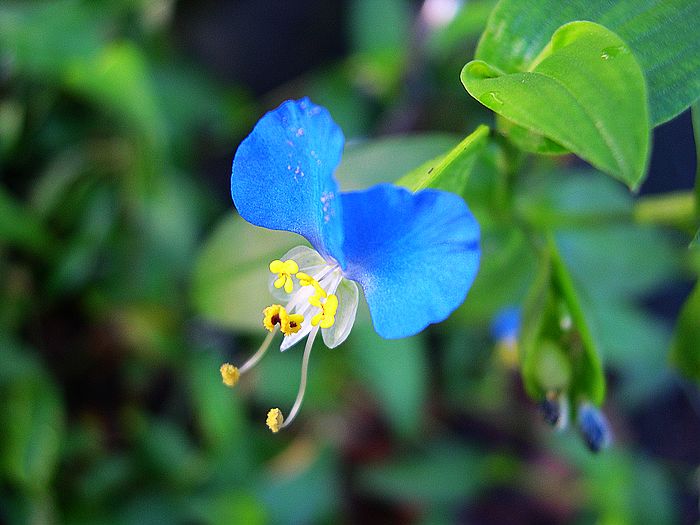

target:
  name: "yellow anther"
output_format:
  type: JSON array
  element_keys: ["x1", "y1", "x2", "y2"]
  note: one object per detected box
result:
[
  {"x1": 311, "y1": 294, "x2": 338, "y2": 329},
  {"x1": 263, "y1": 304, "x2": 287, "y2": 332},
  {"x1": 266, "y1": 408, "x2": 284, "y2": 433},
  {"x1": 264, "y1": 305, "x2": 304, "y2": 336},
  {"x1": 270, "y1": 259, "x2": 299, "y2": 293},
  {"x1": 282, "y1": 313, "x2": 304, "y2": 336},
  {"x1": 297, "y1": 272, "x2": 327, "y2": 303},
  {"x1": 220, "y1": 363, "x2": 240, "y2": 387}
]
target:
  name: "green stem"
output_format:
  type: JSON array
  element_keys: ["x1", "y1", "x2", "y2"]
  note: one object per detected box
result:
[
  {"x1": 633, "y1": 191, "x2": 697, "y2": 231},
  {"x1": 692, "y1": 104, "x2": 700, "y2": 216}
]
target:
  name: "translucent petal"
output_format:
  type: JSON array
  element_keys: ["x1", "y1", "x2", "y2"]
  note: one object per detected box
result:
[
  {"x1": 231, "y1": 98, "x2": 346, "y2": 266},
  {"x1": 341, "y1": 184, "x2": 480, "y2": 339},
  {"x1": 322, "y1": 278, "x2": 359, "y2": 348}
]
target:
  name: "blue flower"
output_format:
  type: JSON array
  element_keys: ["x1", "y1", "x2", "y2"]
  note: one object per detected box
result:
[{"x1": 223, "y1": 98, "x2": 480, "y2": 432}]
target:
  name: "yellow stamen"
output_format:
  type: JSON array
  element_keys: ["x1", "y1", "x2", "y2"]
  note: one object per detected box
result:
[
  {"x1": 297, "y1": 271, "x2": 327, "y2": 301},
  {"x1": 263, "y1": 304, "x2": 287, "y2": 332},
  {"x1": 311, "y1": 294, "x2": 338, "y2": 328},
  {"x1": 266, "y1": 408, "x2": 284, "y2": 433},
  {"x1": 270, "y1": 259, "x2": 299, "y2": 293},
  {"x1": 282, "y1": 313, "x2": 304, "y2": 335},
  {"x1": 220, "y1": 363, "x2": 240, "y2": 387}
]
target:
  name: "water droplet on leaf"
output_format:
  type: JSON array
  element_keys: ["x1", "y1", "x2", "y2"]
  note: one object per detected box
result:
[
  {"x1": 479, "y1": 91, "x2": 503, "y2": 108},
  {"x1": 600, "y1": 45, "x2": 628, "y2": 60}
]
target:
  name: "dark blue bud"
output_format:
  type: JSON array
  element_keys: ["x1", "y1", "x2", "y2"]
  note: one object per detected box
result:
[
  {"x1": 540, "y1": 399, "x2": 561, "y2": 426},
  {"x1": 540, "y1": 394, "x2": 561, "y2": 426},
  {"x1": 577, "y1": 403, "x2": 612, "y2": 453},
  {"x1": 539, "y1": 391, "x2": 569, "y2": 431}
]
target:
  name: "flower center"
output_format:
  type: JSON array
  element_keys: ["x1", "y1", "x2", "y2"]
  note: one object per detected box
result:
[{"x1": 220, "y1": 248, "x2": 354, "y2": 434}]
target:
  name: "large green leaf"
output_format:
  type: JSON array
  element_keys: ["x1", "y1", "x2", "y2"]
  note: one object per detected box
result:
[
  {"x1": 475, "y1": 0, "x2": 700, "y2": 126},
  {"x1": 191, "y1": 214, "x2": 298, "y2": 331},
  {"x1": 355, "y1": 443, "x2": 498, "y2": 505},
  {"x1": 0, "y1": 340, "x2": 65, "y2": 494},
  {"x1": 348, "y1": 328, "x2": 427, "y2": 437},
  {"x1": 670, "y1": 283, "x2": 700, "y2": 383},
  {"x1": 396, "y1": 125, "x2": 489, "y2": 192},
  {"x1": 462, "y1": 21, "x2": 649, "y2": 189}
]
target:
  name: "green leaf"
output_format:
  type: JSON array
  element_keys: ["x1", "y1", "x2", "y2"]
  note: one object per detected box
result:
[
  {"x1": 548, "y1": 234, "x2": 606, "y2": 405},
  {"x1": 519, "y1": 238, "x2": 606, "y2": 405},
  {"x1": 515, "y1": 168, "x2": 632, "y2": 228},
  {"x1": 395, "y1": 125, "x2": 489, "y2": 192},
  {"x1": 259, "y1": 448, "x2": 339, "y2": 525},
  {"x1": 64, "y1": 42, "x2": 165, "y2": 147},
  {"x1": 692, "y1": 229, "x2": 700, "y2": 250},
  {"x1": 356, "y1": 443, "x2": 512, "y2": 505},
  {"x1": 693, "y1": 103, "x2": 700, "y2": 214},
  {"x1": 349, "y1": 0, "x2": 410, "y2": 54},
  {"x1": 475, "y1": 0, "x2": 700, "y2": 126},
  {"x1": 670, "y1": 283, "x2": 700, "y2": 382},
  {"x1": 462, "y1": 21, "x2": 650, "y2": 189},
  {"x1": 0, "y1": 340, "x2": 65, "y2": 493},
  {"x1": 0, "y1": 0, "x2": 104, "y2": 78},
  {"x1": 519, "y1": 252, "x2": 556, "y2": 400},
  {"x1": 496, "y1": 115, "x2": 569, "y2": 156},
  {"x1": 455, "y1": 226, "x2": 536, "y2": 323},
  {"x1": 185, "y1": 351, "x2": 251, "y2": 463},
  {"x1": 348, "y1": 328, "x2": 427, "y2": 437},
  {"x1": 0, "y1": 186, "x2": 54, "y2": 256},
  {"x1": 192, "y1": 214, "x2": 298, "y2": 331}
]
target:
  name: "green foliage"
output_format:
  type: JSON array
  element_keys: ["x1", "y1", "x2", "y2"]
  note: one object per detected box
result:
[
  {"x1": 463, "y1": 22, "x2": 649, "y2": 188},
  {"x1": 396, "y1": 125, "x2": 489, "y2": 193},
  {"x1": 670, "y1": 283, "x2": 700, "y2": 381},
  {"x1": 475, "y1": 0, "x2": 700, "y2": 126},
  {"x1": 355, "y1": 442, "x2": 503, "y2": 505},
  {"x1": 0, "y1": 339, "x2": 65, "y2": 495},
  {"x1": 192, "y1": 215, "x2": 299, "y2": 331},
  {"x1": 348, "y1": 329, "x2": 427, "y2": 437}
]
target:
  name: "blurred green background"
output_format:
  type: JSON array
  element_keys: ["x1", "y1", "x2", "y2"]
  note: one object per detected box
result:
[{"x1": 1, "y1": 0, "x2": 698, "y2": 524}]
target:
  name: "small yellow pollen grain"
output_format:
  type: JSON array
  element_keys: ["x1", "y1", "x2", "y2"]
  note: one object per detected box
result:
[
  {"x1": 220, "y1": 363, "x2": 240, "y2": 387},
  {"x1": 266, "y1": 408, "x2": 284, "y2": 433}
]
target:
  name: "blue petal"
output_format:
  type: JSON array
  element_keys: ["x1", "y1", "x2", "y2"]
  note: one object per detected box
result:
[
  {"x1": 341, "y1": 184, "x2": 480, "y2": 339},
  {"x1": 231, "y1": 98, "x2": 346, "y2": 266}
]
